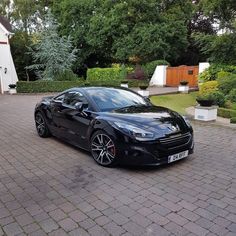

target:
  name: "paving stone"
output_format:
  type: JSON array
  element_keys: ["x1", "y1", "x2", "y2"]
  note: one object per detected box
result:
[
  {"x1": 15, "y1": 213, "x2": 34, "y2": 226},
  {"x1": 94, "y1": 215, "x2": 111, "y2": 226},
  {"x1": 122, "y1": 221, "x2": 146, "y2": 235},
  {"x1": 110, "y1": 212, "x2": 129, "y2": 225},
  {"x1": 69, "y1": 209, "x2": 88, "y2": 223},
  {"x1": 166, "y1": 212, "x2": 189, "y2": 226},
  {"x1": 88, "y1": 225, "x2": 109, "y2": 236},
  {"x1": 23, "y1": 223, "x2": 40, "y2": 234},
  {"x1": 86, "y1": 209, "x2": 102, "y2": 219},
  {"x1": 178, "y1": 209, "x2": 200, "y2": 222},
  {"x1": 227, "y1": 223, "x2": 236, "y2": 233},
  {"x1": 69, "y1": 228, "x2": 90, "y2": 236},
  {"x1": 49, "y1": 209, "x2": 67, "y2": 221},
  {"x1": 48, "y1": 228, "x2": 68, "y2": 236},
  {"x1": 103, "y1": 222, "x2": 125, "y2": 236},
  {"x1": 0, "y1": 216, "x2": 15, "y2": 226},
  {"x1": 39, "y1": 218, "x2": 59, "y2": 233},
  {"x1": 58, "y1": 218, "x2": 78, "y2": 232},
  {"x1": 0, "y1": 207, "x2": 10, "y2": 219},
  {"x1": 3, "y1": 222, "x2": 23, "y2": 236},
  {"x1": 194, "y1": 208, "x2": 217, "y2": 221},
  {"x1": 117, "y1": 205, "x2": 136, "y2": 217},
  {"x1": 146, "y1": 223, "x2": 170, "y2": 236},
  {"x1": 209, "y1": 223, "x2": 230, "y2": 236},
  {"x1": 147, "y1": 212, "x2": 170, "y2": 226},
  {"x1": 195, "y1": 217, "x2": 215, "y2": 229},
  {"x1": 30, "y1": 229, "x2": 47, "y2": 236},
  {"x1": 184, "y1": 222, "x2": 209, "y2": 236},
  {"x1": 164, "y1": 222, "x2": 190, "y2": 236},
  {"x1": 79, "y1": 218, "x2": 96, "y2": 230},
  {"x1": 130, "y1": 213, "x2": 152, "y2": 227}
]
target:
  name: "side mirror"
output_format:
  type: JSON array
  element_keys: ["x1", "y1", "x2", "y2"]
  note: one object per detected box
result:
[{"x1": 74, "y1": 102, "x2": 84, "y2": 112}]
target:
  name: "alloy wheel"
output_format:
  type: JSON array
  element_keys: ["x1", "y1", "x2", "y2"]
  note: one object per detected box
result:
[
  {"x1": 35, "y1": 113, "x2": 46, "y2": 136},
  {"x1": 91, "y1": 133, "x2": 116, "y2": 166}
]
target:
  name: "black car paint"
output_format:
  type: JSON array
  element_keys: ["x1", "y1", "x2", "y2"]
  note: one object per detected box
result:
[{"x1": 35, "y1": 87, "x2": 194, "y2": 165}]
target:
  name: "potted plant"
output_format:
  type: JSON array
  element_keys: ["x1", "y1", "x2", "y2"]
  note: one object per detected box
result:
[
  {"x1": 8, "y1": 84, "x2": 17, "y2": 94},
  {"x1": 138, "y1": 82, "x2": 149, "y2": 97},
  {"x1": 178, "y1": 80, "x2": 189, "y2": 93},
  {"x1": 195, "y1": 93, "x2": 218, "y2": 121},
  {"x1": 196, "y1": 94, "x2": 214, "y2": 107},
  {"x1": 120, "y1": 80, "x2": 129, "y2": 88}
]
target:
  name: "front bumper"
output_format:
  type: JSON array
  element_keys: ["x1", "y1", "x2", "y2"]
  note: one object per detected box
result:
[{"x1": 117, "y1": 132, "x2": 194, "y2": 166}]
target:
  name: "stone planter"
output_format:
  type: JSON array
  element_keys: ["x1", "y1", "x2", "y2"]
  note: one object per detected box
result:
[
  {"x1": 178, "y1": 85, "x2": 189, "y2": 93},
  {"x1": 9, "y1": 88, "x2": 17, "y2": 94},
  {"x1": 138, "y1": 90, "x2": 149, "y2": 97},
  {"x1": 194, "y1": 105, "x2": 218, "y2": 121},
  {"x1": 120, "y1": 83, "x2": 128, "y2": 88}
]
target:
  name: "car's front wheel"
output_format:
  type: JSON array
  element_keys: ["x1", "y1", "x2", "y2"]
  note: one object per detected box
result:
[
  {"x1": 90, "y1": 131, "x2": 117, "y2": 167},
  {"x1": 35, "y1": 112, "x2": 51, "y2": 138}
]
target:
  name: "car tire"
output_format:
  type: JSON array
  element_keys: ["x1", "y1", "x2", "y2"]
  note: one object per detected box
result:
[
  {"x1": 90, "y1": 130, "x2": 118, "y2": 167},
  {"x1": 35, "y1": 111, "x2": 51, "y2": 138}
]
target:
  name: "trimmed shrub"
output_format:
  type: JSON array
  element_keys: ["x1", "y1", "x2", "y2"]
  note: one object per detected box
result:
[
  {"x1": 16, "y1": 79, "x2": 142, "y2": 93},
  {"x1": 199, "y1": 81, "x2": 218, "y2": 95},
  {"x1": 87, "y1": 67, "x2": 133, "y2": 82},
  {"x1": 227, "y1": 88, "x2": 236, "y2": 103},
  {"x1": 207, "y1": 91, "x2": 225, "y2": 107},
  {"x1": 230, "y1": 117, "x2": 236, "y2": 123},
  {"x1": 54, "y1": 70, "x2": 79, "y2": 81},
  {"x1": 217, "y1": 71, "x2": 232, "y2": 81},
  {"x1": 217, "y1": 107, "x2": 236, "y2": 118},
  {"x1": 217, "y1": 74, "x2": 236, "y2": 95},
  {"x1": 199, "y1": 64, "x2": 236, "y2": 82},
  {"x1": 17, "y1": 80, "x2": 85, "y2": 93},
  {"x1": 142, "y1": 60, "x2": 170, "y2": 79}
]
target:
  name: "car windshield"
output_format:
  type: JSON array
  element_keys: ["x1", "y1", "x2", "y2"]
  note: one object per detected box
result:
[{"x1": 86, "y1": 88, "x2": 149, "y2": 112}]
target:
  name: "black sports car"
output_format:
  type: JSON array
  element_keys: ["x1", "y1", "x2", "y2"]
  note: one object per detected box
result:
[{"x1": 34, "y1": 87, "x2": 194, "y2": 167}]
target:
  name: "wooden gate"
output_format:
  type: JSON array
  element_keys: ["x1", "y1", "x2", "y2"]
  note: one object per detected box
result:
[{"x1": 166, "y1": 66, "x2": 199, "y2": 87}]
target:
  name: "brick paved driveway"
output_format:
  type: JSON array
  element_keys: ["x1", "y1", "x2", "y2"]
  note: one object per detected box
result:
[{"x1": 0, "y1": 94, "x2": 236, "y2": 236}]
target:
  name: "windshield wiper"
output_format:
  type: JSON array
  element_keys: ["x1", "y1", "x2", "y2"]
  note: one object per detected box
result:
[{"x1": 114, "y1": 104, "x2": 150, "y2": 112}]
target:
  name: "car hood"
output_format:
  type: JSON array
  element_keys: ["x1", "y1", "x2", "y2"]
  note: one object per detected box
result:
[{"x1": 99, "y1": 105, "x2": 189, "y2": 139}]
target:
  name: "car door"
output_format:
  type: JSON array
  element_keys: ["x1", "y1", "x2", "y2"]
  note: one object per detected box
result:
[
  {"x1": 58, "y1": 90, "x2": 93, "y2": 149},
  {"x1": 49, "y1": 93, "x2": 67, "y2": 135}
]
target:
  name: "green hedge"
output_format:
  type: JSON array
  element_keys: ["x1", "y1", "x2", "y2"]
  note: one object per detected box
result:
[
  {"x1": 230, "y1": 117, "x2": 236, "y2": 123},
  {"x1": 217, "y1": 74, "x2": 236, "y2": 95},
  {"x1": 16, "y1": 79, "x2": 143, "y2": 93},
  {"x1": 87, "y1": 67, "x2": 133, "y2": 82},
  {"x1": 17, "y1": 81, "x2": 85, "y2": 93},
  {"x1": 217, "y1": 107, "x2": 236, "y2": 118}
]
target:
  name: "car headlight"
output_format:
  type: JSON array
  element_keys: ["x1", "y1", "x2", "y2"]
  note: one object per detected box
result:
[
  {"x1": 111, "y1": 121, "x2": 155, "y2": 141},
  {"x1": 183, "y1": 116, "x2": 192, "y2": 127}
]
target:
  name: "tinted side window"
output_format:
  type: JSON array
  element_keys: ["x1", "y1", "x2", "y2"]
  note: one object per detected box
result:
[
  {"x1": 54, "y1": 94, "x2": 65, "y2": 102},
  {"x1": 63, "y1": 91, "x2": 88, "y2": 107}
]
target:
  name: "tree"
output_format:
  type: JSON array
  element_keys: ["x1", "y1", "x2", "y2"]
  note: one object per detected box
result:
[
  {"x1": 200, "y1": 0, "x2": 236, "y2": 30},
  {"x1": 0, "y1": 0, "x2": 54, "y2": 80},
  {"x1": 194, "y1": 0, "x2": 236, "y2": 64},
  {"x1": 53, "y1": 0, "x2": 192, "y2": 67},
  {"x1": 27, "y1": 12, "x2": 77, "y2": 80}
]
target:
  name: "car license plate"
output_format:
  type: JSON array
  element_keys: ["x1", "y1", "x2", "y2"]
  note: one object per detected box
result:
[{"x1": 168, "y1": 150, "x2": 188, "y2": 163}]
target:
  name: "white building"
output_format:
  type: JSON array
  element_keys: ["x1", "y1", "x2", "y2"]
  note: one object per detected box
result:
[{"x1": 0, "y1": 15, "x2": 18, "y2": 94}]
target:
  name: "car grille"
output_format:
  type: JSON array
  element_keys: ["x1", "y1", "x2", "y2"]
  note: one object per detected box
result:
[{"x1": 158, "y1": 132, "x2": 192, "y2": 150}]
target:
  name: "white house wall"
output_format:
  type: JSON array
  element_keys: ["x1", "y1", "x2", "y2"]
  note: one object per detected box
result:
[
  {"x1": 0, "y1": 26, "x2": 7, "y2": 41},
  {"x1": 0, "y1": 26, "x2": 18, "y2": 93}
]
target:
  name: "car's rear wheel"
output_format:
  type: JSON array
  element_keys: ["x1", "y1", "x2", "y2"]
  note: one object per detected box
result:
[
  {"x1": 35, "y1": 112, "x2": 51, "y2": 138},
  {"x1": 90, "y1": 131, "x2": 117, "y2": 167}
]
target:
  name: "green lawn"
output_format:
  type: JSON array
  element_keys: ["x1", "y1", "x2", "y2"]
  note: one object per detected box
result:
[{"x1": 150, "y1": 92, "x2": 198, "y2": 114}]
